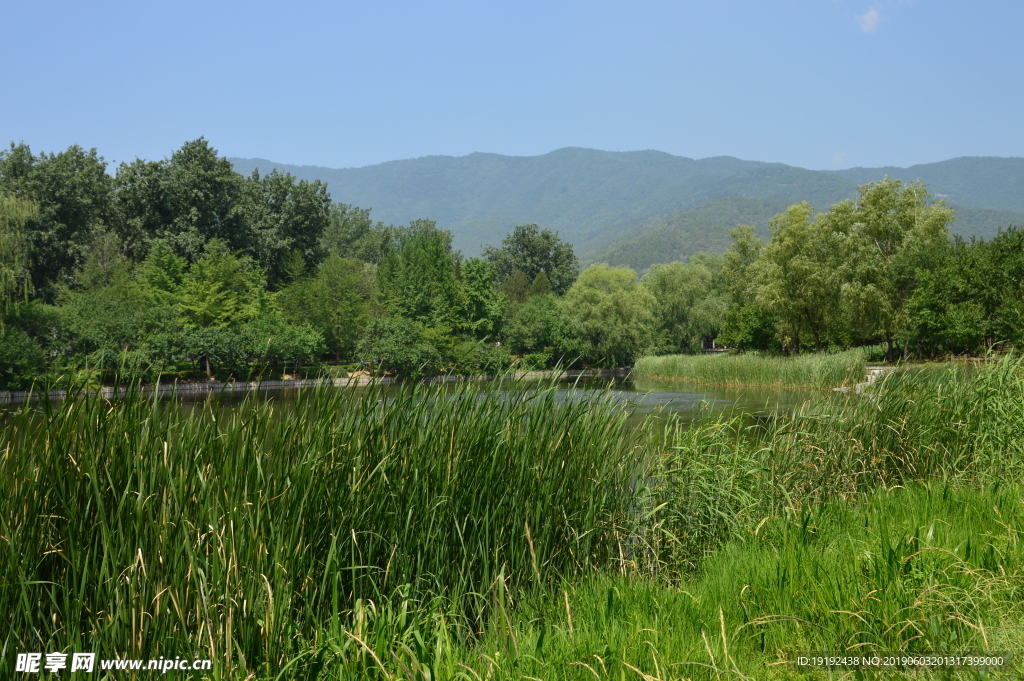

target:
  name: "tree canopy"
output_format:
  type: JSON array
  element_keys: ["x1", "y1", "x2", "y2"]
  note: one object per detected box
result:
[{"x1": 483, "y1": 224, "x2": 579, "y2": 295}]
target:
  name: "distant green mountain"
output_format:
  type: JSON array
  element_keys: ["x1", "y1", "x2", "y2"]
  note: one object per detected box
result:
[
  {"x1": 228, "y1": 149, "x2": 1024, "y2": 263},
  {"x1": 585, "y1": 198, "x2": 792, "y2": 273},
  {"x1": 230, "y1": 149, "x2": 776, "y2": 256},
  {"x1": 834, "y1": 157, "x2": 1024, "y2": 213},
  {"x1": 587, "y1": 198, "x2": 1024, "y2": 273}
]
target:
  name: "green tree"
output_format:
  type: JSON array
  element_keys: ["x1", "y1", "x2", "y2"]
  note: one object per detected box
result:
[
  {"x1": 504, "y1": 293, "x2": 578, "y2": 364},
  {"x1": 0, "y1": 193, "x2": 38, "y2": 327},
  {"x1": 499, "y1": 269, "x2": 531, "y2": 305},
  {"x1": 137, "y1": 240, "x2": 188, "y2": 306},
  {"x1": 241, "y1": 315, "x2": 324, "y2": 374},
  {"x1": 0, "y1": 326, "x2": 47, "y2": 389},
  {"x1": 52, "y1": 233, "x2": 182, "y2": 381},
  {"x1": 483, "y1": 224, "x2": 579, "y2": 295},
  {"x1": 177, "y1": 239, "x2": 266, "y2": 329},
  {"x1": 321, "y1": 203, "x2": 393, "y2": 263},
  {"x1": 112, "y1": 138, "x2": 247, "y2": 262},
  {"x1": 460, "y1": 257, "x2": 505, "y2": 338},
  {"x1": 642, "y1": 261, "x2": 721, "y2": 354},
  {"x1": 240, "y1": 169, "x2": 331, "y2": 287},
  {"x1": 527, "y1": 271, "x2": 552, "y2": 297},
  {"x1": 182, "y1": 327, "x2": 247, "y2": 378},
  {"x1": 377, "y1": 220, "x2": 466, "y2": 326},
  {"x1": 278, "y1": 255, "x2": 376, "y2": 361},
  {"x1": 0, "y1": 143, "x2": 113, "y2": 297},
  {"x1": 355, "y1": 316, "x2": 441, "y2": 376},
  {"x1": 718, "y1": 225, "x2": 777, "y2": 350},
  {"x1": 909, "y1": 228, "x2": 1024, "y2": 356},
  {"x1": 561, "y1": 263, "x2": 656, "y2": 367},
  {"x1": 756, "y1": 202, "x2": 842, "y2": 352},
  {"x1": 821, "y1": 179, "x2": 954, "y2": 358}
]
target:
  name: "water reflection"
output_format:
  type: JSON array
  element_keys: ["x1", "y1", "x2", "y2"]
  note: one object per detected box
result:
[
  {"x1": 2, "y1": 374, "x2": 823, "y2": 427},
  {"x1": 554, "y1": 375, "x2": 819, "y2": 425}
]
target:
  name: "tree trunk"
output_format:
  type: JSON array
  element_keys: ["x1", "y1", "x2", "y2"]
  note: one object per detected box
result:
[{"x1": 205, "y1": 356, "x2": 212, "y2": 379}]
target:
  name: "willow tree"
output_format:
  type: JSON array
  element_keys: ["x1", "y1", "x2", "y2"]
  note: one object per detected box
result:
[
  {"x1": 819, "y1": 179, "x2": 953, "y2": 359},
  {"x1": 642, "y1": 260, "x2": 722, "y2": 354},
  {"x1": 561, "y1": 263, "x2": 656, "y2": 367},
  {"x1": 755, "y1": 202, "x2": 843, "y2": 352}
]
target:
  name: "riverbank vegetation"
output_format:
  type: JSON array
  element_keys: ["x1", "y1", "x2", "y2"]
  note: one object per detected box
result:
[
  {"x1": 633, "y1": 347, "x2": 869, "y2": 388},
  {"x1": 4, "y1": 139, "x2": 1024, "y2": 390},
  {"x1": 4, "y1": 355, "x2": 1023, "y2": 678}
]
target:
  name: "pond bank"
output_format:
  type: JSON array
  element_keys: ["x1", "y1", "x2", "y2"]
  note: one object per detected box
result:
[{"x1": 0, "y1": 368, "x2": 632, "y2": 406}]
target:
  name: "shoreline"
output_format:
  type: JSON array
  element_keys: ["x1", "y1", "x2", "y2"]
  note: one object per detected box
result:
[{"x1": 0, "y1": 368, "x2": 632, "y2": 406}]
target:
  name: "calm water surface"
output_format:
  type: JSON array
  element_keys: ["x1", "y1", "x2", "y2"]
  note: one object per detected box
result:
[
  {"x1": 197, "y1": 375, "x2": 821, "y2": 426},
  {"x1": 3, "y1": 375, "x2": 824, "y2": 426},
  {"x1": 554, "y1": 375, "x2": 820, "y2": 426}
]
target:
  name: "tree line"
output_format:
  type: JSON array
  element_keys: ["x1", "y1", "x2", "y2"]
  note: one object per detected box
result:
[
  {"x1": 2, "y1": 139, "x2": 1022, "y2": 389},
  {"x1": 716, "y1": 180, "x2": 1024, "y2": 360}
]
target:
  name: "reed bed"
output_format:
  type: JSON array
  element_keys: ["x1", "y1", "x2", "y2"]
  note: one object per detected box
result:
[
  {"x1": 767, "y1": 355, "x2": 1024, "y2": 496},
  {"x1": 466, "y1": 483, "x2": 1024, "y2": 679},
  {"x1": 0, "y1": 380, "x2": 637, "y2": 679},
  {"x1": 456, "y1": 356, "x2": 1024, "y2": 679},
  {"x1": 633, "y1": 348, "x2": 868, "y2": 388},
  {"x1": 3, "y1": 356, "x2": 1023, "y2": 679}
]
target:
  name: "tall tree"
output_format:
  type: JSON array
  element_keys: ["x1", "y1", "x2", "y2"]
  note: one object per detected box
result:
[
  {"x1": 561, "y1": 263, "x2": 656, "y2": 367},
  {"x1": 278, "y1": 255, "x2": 376, "y2": 361},
  {"x1": 718, "y1": 225, "x2": 777, "y2": 351},
  {"x1": 239, "y1": 169, "x2": 332, "y2": 288},
  {"x1": 460, "y1": 257, "x2": 505, "y2": 338},
  {"x1": 820, "y1": 179, "x2": 953, "y2": 358},
  {"x1": 483, "y1": 224, "x2": 579, "y2": 295},
  {"x1": 177, "y1": 239, "x2": 266, "y2": 329},
  {"x1": 321, "y1": 203, "x2": 393, "y2": 264},
  {"x1": 112, "y1": 138, "x2": 247, "y2": 262},
  {"x1": 0, "y1": 194, "x2": 38, "y2": 327},
  {"x1": 0, "y1": 143, "x2": 113, "y2": 297},
  {"x1": 642, "y1": 261, "x2": 720, "y2": 354},
  {"x1": 377, "y1": 220, "x2": 465, "y2": 327},
  {"x1": 756, "y1": 202, "x2": 843, "y2": 352}
]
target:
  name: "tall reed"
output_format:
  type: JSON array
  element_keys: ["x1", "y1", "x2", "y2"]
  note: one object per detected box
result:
[
  {"x1": 764, "y1": 354, "x2": 1024, "y2": 497},
  {"x1": 0, "y1": 379, "x2": 636, "y2": 678},
  {"x1": 633, "y1": 348, "x2": 868, "y2": 388}
]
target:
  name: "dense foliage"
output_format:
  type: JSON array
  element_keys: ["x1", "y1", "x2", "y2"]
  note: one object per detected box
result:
[{"x1": 2, "y1": 138, "x2": 1024, "y2": 389}]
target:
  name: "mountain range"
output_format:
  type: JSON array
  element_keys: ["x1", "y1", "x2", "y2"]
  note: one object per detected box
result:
[{"x1": 228, "y1": 149, "x2": 1024, "y2": 272}]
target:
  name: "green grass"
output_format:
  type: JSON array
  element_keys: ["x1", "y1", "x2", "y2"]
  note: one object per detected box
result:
[
  {"x1": 3, "y1": 356, "x2": 1024, "y2": 679},
  {"x1": 633, "y1": 349, "x2": 868, "y2": 389},
  {"x1": 462, "y1": 483, "x2": 1024, "y2": 679}
]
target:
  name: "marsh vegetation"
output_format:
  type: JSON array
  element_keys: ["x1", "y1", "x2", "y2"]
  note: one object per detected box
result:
[{"x1": 3, "y1": 355, "x2": 1023, "y2": 678}]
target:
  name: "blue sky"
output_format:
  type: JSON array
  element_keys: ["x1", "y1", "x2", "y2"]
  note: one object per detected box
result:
[{"x1": 2, "y1": 1, "x2": 1021, "y2": 170}]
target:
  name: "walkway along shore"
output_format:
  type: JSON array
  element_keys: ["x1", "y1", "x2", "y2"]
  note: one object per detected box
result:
[
  {"x1": 0, "y1": 368, "x2": 632, "y2": 406},
  {"x1": 832, "y1": 365, "x2": 894, "y2": 396}
]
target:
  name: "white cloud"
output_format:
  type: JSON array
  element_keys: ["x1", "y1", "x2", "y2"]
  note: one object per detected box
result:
[
  {"x1": 858, "y1": 7, "x2": 881, "y2": 33},
  {"x1": 832, "y1": 152, "x2": 847, "y2": 168}
]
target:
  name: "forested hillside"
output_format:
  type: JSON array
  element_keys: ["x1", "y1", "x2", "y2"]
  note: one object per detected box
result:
[
  {"x1": 590, "y1": 199, "x2": 1024, "y2": 272},
  {"x1": 586, "y1": 198, "x2": 791, "y2": 272},
  {"x1": 835, "y1": 157, "x2": 1024, "y2": 212},
  {"x1": 229, "y1": 149, "x2": 1024, "y2": 262}
]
